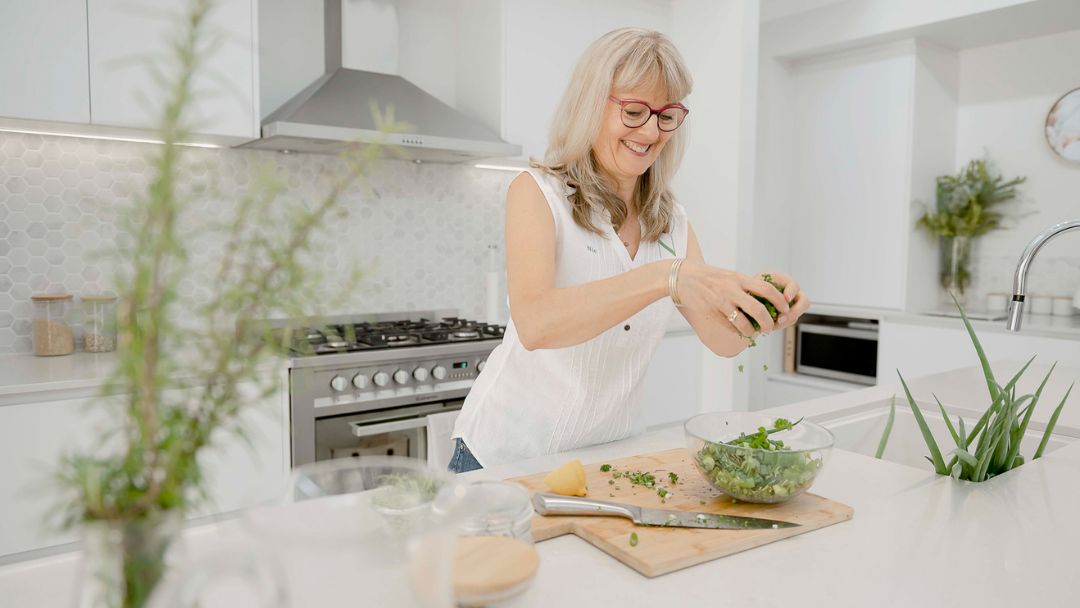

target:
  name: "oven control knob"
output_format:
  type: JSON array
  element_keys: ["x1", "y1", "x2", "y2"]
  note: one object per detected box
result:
[
  {"x1": 432, "y1": 365, "x2": 447, "y2": 380},
  {"x1": 351, "y1": 373, "x2": 369, "y2": 389},
  {"x1": 477, "y1": 359, "x2": 486, "y2": 373},
  {"x1": 330, "y1": 375, "x2": 348, "y2": 392},
  {"x1": 373, "y1": 371, "x2": 390, "y2": 387},
  {"x1": 393, "y1": 369, "x2": 410, "y2": 385},
  {"x1": 413, "y1": 367, "x2": 429, "y2": 382}
]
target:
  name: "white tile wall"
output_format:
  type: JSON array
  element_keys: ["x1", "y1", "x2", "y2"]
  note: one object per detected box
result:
[{"x1": 0, "y1": 132, "x2": 515, "y2": 354}]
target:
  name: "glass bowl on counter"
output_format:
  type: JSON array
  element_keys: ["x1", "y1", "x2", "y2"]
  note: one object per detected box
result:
[{"x1": 685, "y1": 412, "x2": 834, "y2": 504}]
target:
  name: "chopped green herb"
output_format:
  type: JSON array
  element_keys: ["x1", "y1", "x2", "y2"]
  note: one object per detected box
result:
[
  {"x1": 623, "y1": 470, "x2": 657, "y2": 488},
  {"x1": 629, "y1": 532, "x2": 639, "y2": 547},
  {"x1": 747, "y1": 274, "x2": 784, "y2": 332},
  {"x1": 600, "y1": 464, "x2": 612, "y2": 472},
  {"x1": 763, "y1": 364, "x2": 769, "y2": 372},
  {"x1": 612, "y1": 470, "x2": 623, "y2": 479},
  {"x1": 657, "y1": 487, "x2": 670, "y2": 499},
  {"x1": 699, "y1": 500, "x2": 707, "y2": 505},
  {"x1": 668, "y1": 472, "x2": 679, "y2": 484},
  {"x1": 738, "y1": 364, "x2": 744, "y2": 373},
  {"x1": 694, "y1": 417, "x2": 822, "y2": 503},
  {"x1": 608, "y1": 479, "x2": 615, "y2": 485}
]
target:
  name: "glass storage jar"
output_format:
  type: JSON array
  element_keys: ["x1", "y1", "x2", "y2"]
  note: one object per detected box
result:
[
  {"x1": 458, "y1": 481, "x2": 535, "y2": 544},
  {"x1": 31, "y1": 294, "x2": 75, "y2": 356},
  {"x1": 80, "y1": 295, "x2": 118, "y2": 353}
]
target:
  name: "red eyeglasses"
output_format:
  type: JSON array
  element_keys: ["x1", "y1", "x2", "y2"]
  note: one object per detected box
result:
[{"x1": 608, "y1": 96, "x2": 689, "y2": 132}]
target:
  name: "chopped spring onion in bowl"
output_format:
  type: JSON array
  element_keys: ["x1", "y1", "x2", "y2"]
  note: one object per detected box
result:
[{"x1": 685, "y1": 413, "x2": 834, "y2": 504}]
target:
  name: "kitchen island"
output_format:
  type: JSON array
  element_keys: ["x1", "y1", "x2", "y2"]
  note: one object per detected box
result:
[{"x1": 1, "y1": 363, "x2": 1078, "y2": 607}]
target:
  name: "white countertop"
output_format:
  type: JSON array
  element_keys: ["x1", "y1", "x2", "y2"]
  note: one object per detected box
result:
[
  {"x1": 3, "y1": 363, "x2": 1079, "y2": 607},
  {"x1": 812, "y1": 303, "x2": 1080, "y2": 341},
  {"x1": 0, "y1": 352, "x2": 122, "y2": 402},
  {"x1": 0, "y1": 320, "x2": 696, "y2": 404}
]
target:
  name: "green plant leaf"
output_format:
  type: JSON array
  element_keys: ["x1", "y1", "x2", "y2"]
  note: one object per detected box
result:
[
  {"x1": 953, "y1": 447, "x2": 979, "y2": 470},
  {"x1": 934, "y1": 394, "x2": 960, "y2": 447},
  {"x1": 875, "y1": 396, "x2": 896, "y2": 459},
  {"x1": 952, "y1": 293, "x2": 998, "y2": 401},
  {"x1": 965, "y1": 359, "x2": 1033, "y2": 450},
  {"x1": 1005, "y1": 386, "x2": 1043, "y2": 471},
  {"x1": 898, "y1": 371, "x2": 948, "y2": 475},
  {"x1": 1034, "y1": 382, "x2": 1074, "y2": 460}
]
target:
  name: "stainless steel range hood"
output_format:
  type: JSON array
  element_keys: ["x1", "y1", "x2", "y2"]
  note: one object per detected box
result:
[{"x1": 242, "y1": 0, "x2": 519, "y2": 161}]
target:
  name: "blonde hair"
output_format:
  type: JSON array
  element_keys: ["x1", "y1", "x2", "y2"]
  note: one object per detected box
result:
[{"x1": 534, "y1": 28, "x2": 692, "y2": 242}]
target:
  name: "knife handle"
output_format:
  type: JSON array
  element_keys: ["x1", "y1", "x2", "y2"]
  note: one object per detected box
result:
[{"x1": 532, "y1": 493, "x2": 639, "y2": 521}]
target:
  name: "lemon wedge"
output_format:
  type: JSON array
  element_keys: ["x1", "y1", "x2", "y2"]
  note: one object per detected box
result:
[{"x1": 543, "y1": 459, "x2": 588, "y2": 496}]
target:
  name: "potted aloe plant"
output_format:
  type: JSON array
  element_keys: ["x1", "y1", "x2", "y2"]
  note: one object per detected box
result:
[
  {"x1": 52, "y1": 2, "x2": 403, "y2": 606},
  {"x1": 916, "y1": 158, "x2": 1025, "y2": 304},
  {"x1": 879, "y1": 297, "x2": 1073, "y2": 482}
]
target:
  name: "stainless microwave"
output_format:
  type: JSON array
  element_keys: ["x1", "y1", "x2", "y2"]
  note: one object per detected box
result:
[{"x1": 794, "y1": 315, "x2": 879, "y2": 385}]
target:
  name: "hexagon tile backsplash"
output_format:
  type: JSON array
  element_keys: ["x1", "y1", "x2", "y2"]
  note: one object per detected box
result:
[{"x1": 0, "y1": 132, "x2": 516, "y2": 354}]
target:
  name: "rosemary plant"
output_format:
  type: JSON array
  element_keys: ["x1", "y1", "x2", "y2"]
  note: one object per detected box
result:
[
  {"x1": 52, "y1": 1, "x2": 403, "y2": 605},
  {"x1": 884, "y1": 297, "x2": 1073, "y2": 482}
]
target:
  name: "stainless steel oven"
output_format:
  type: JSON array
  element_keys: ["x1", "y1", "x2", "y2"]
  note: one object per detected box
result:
[
  {"x1": 795, "y1": 315, "x2": 879, "y2": 385},
  {"x1": 314, "y1": 399, "x2": 464, "y2": 461},
  {"x1": 284, "y1": 312, "x2": 503, "y2": 467}
]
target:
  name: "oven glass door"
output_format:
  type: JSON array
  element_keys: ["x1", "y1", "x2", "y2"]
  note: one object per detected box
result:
[{"x1": 313, "y1": 401, "x2": 462, "y2": 462}]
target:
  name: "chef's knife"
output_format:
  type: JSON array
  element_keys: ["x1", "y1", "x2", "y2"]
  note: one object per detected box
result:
[{"x1": 532, "y1": 493, "x2": 799, "y2": 530}]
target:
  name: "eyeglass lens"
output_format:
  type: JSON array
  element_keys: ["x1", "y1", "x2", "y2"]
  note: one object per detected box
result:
[{"x1": 621, "y1": 102, "x2": 686, "y2": 132}]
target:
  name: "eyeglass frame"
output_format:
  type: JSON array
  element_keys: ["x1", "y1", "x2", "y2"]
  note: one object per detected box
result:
[{"x1": 608, "y1": 96, "x2": 690, "y2": 132}]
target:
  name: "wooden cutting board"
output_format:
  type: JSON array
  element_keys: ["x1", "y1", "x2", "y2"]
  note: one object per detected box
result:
[{"x1": 509, "y1": 448, "x2": 853, "y2": 577}]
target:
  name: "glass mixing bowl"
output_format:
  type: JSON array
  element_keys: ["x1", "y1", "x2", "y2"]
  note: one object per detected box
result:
[{"x1": 685, "y1": 412, "x2": 834, "y2": 504}]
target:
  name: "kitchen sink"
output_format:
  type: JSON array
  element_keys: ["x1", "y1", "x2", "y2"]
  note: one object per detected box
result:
[{"x1": 810, "y1": 397, "x2": 1078, "y2": 471}]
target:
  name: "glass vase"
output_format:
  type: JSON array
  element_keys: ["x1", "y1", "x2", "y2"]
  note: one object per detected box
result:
[
  {"x1": 74, "y1": 512, "x2": 183, "y2": 608},
  {"x1": 939, "y1": 235, "x2": 973, "y2": 305}
]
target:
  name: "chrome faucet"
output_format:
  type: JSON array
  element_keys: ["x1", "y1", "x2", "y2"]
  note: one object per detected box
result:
[{"x1": 1007, "y1": 220, "x2": 1080, "y2": 331}]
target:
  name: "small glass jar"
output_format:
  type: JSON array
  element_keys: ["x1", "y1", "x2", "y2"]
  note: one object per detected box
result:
[
  {"x1": 31, "y1": 294, "x2": 75, "y2": 356},
  {"x1": 80, "y1": 295, "x2": 118, "y2": 353},
  {"x1": 458, "y1": 481, "x2": 535, "y2": 544}
]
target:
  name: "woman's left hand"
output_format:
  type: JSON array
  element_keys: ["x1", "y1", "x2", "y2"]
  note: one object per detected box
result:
[{"x1": 760, "y1": 272, "x2": 810, "y2": 330}]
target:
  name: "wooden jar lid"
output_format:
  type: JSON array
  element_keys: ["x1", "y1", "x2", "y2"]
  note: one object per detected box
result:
[{"x1": 453, "y1": 536, "x2": 539, "y2": 607}]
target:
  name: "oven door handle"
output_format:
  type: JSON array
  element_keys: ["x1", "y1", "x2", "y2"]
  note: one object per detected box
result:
[{"x1": 349, "y1": 416, "x2": 429, "y2": 438}]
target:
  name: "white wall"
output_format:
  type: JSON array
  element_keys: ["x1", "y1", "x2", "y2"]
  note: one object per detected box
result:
[
  {"x1": 670, "y1": 0, "x2": 760, "y2": 413},
  {"x1": 955, "y1": 28, "x2": 1080, "y2": 305}
]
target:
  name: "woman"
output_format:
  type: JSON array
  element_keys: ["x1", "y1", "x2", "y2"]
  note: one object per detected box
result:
[{"x1": 449, "y1": 28, "x2": 811, "y2": 473}]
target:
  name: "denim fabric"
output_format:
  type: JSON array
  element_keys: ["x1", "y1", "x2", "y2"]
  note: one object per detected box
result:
[{"x1": 447, "y1": 438, "x2": 483, "y2": 474}]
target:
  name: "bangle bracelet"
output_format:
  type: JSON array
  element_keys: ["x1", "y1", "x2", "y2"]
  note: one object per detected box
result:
[{"x1": 669, "y1": 258, "x2": 686, "y2": 307}]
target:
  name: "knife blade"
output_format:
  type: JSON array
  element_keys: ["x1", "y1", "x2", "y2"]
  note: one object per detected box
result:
[{"x1": 532, "y1": 493, "x2": 799, "y2": 530}]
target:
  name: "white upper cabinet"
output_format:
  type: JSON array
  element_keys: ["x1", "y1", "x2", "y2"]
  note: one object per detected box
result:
[
  {"x1": 86, "y1": 0, "x2": 257, "y2": 139},
  {"x1": 777, "y1": 40, "x2": 956, "y2": 312},
  {"x1": 0, "y1": 0, "x2": 91, "y2": 124}
]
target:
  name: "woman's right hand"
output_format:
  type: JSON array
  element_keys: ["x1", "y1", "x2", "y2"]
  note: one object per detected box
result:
[{"x1": 674, "y1": 260, "x2": 790, "y2": 338}]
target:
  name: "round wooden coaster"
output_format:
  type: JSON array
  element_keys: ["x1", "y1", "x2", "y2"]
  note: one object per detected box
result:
[{"x1": 453, "y1": 536, "x2": 539, "y2": 606}]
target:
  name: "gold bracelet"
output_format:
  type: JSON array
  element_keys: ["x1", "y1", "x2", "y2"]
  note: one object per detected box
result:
[{"x1": 669, "y1": 258, "x2": 686, "y2": 307}]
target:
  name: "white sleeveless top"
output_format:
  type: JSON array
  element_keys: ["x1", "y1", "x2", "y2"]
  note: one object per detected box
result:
[{"x1": 451, "y1": 169, "x2": 689, "y2": 467}]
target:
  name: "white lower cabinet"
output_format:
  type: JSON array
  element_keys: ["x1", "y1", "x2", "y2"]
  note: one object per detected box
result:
[
  {"x1": 0, "y1": 381, "x2": 287, "y2": 561},
  {"x1": 764, "y1": 375, "x2": 846, "y2": 408},
  {"x1": 641, "y1": 332, "x2": 702, "y2": 429}
]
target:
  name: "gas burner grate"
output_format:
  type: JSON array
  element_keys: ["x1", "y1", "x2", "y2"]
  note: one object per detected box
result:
[{"x1": 286, "y1": 316, "x2": 506, "y2": 355}]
